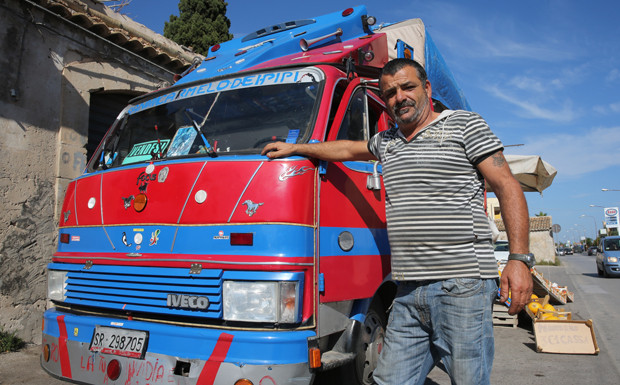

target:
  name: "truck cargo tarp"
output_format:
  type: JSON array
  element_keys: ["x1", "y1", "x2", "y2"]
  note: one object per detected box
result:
[{"x1": 379, "y1": 19, "x2": 471, "y2": 111}]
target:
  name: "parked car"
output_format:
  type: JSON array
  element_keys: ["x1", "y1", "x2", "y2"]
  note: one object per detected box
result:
[
  {"x1": 587, "y1": 246, "x2": 597, "y2": 256},
  {"x1": 563, "y1": 247, "x2": 573, "y2": 255},
  {"x1": 596, "y1": 236, "x2": 620, "y2": 277},
  {"x1": 494, "y1": 240, "x2": 509, "y2": 263}
]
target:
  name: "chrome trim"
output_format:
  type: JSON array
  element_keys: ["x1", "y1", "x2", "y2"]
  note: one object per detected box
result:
[
  {"x1": 52, "y1": 255, "x2": 313, "y2": 266},
  {"x1": 177, "y1": 161, "x2": 208, "y2": 223},
  {"x1": 228, "y1": 162, "x2": 264, "y2": 222}
]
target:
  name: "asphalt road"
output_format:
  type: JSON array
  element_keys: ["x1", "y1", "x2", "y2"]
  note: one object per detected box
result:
[
  {"x1": 426, "y1": 251, "x2": 620, "y2": 385},
  {"x1": 1, "y1": 252, "x2": 619, "y2": 385}
]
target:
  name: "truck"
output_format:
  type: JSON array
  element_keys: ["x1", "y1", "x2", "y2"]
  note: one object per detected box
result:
[{"x1": 41, "y1": 5, "x2": 470, "y2": 385}]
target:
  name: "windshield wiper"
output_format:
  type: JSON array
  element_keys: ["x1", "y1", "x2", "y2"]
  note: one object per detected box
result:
[
  {"x1": 98, "y1": 115, "x2": 127, "y2": 169},
  {"x1": 151, "y1": 124, "x2": 165, "y2": 160},
  {"x1": 183, "y1": 109, "x2": 217, "y2": 157}
]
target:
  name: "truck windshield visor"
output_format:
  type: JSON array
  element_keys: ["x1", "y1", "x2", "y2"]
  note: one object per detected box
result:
[{"x1": 94, "y1": 68, "x2": 322, "y2": 168}]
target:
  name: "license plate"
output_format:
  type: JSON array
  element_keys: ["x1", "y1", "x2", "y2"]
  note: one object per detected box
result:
[{"x1": 89, "y1": 326, "x2": 148, "y2": 359}]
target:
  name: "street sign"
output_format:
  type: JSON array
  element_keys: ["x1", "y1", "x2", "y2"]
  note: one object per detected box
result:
[{"x1": 552, "y1": 224, "x2": 561, "y2": 233}]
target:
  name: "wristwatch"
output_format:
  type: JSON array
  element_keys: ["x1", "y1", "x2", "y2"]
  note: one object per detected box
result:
[{"x1": 508, "y1": 253, "x2": 536, "y2": 268}]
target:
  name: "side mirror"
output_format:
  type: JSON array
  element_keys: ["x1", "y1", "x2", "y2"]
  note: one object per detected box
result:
[{"x1": 366, "y1": 161, "x2": 381, "y2": 190}]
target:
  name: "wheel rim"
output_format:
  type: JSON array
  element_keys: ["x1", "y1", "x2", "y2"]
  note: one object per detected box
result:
[{"x1": 360, "y1": 311, "x2": 385, "y2": 385}]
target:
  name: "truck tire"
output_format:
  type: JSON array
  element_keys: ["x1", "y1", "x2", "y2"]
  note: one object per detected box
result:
[{"x1": 337, "y1": 299, "x2": 388, "y2": 385}]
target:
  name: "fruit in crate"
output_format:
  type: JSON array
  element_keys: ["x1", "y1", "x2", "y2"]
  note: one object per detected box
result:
[{"x1": 528, "y1": 302, "x2": 542, "y2": 315}]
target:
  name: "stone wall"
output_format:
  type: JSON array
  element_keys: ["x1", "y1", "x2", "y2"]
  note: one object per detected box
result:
[
  {"x1": 0, "y1": 0, "x2": 175, "y2": 342},
  {"x1": 495, "y1": 216, "x2": 556, "y2": 263}
]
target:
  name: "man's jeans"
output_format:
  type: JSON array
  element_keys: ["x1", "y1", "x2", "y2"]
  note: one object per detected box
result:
[{"x1": 373, "y1": 278, "x2": 498, "y2": 385}]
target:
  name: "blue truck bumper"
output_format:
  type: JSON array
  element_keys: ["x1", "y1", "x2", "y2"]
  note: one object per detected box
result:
[{"x1": 41, "y1": 308, "x2": 315, "y2": 385}]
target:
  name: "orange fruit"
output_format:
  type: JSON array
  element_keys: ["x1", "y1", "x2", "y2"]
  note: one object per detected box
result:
[{"x1": 527, "y1": 302, "x2": 542, "y2": 315}]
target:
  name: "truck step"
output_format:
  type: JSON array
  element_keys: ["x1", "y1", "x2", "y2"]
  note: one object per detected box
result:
[{"x1": 320, "y1": 351, "x2": 356, "y2": 370}]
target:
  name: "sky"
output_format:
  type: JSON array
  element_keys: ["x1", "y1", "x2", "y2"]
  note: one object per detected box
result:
[{"x1": 118, "y1": 0, "x2": 620, "y2": 244}]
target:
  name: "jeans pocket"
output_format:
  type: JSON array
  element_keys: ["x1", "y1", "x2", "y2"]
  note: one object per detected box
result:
[{"x1": 441, "y1": 278, "x2": 483, "y2": 297}]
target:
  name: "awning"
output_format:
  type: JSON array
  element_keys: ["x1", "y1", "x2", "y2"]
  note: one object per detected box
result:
[{"x1": 486, "y1": 155, "x2": 557, "y2": 194}]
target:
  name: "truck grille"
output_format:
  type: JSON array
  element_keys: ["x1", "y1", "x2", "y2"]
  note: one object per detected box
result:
[{"x1": 61, "y1": 265, "x2": 223, "y2": 319}]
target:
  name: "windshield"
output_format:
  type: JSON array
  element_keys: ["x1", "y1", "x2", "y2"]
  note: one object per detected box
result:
[
  {"x1": 604, "y1": 238, "x2": 620, "y2": 251},
  {"x1": 494, "y1": 243, "x2": 509, "y2": 252},
  {"x1": 92, "y1": 68, "x2": 322, "y2": 170}
]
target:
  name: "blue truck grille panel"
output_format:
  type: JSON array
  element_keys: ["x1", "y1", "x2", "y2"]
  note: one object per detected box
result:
[{"x1": 59, "y1": 265, "x2": 223, "y2": 319}]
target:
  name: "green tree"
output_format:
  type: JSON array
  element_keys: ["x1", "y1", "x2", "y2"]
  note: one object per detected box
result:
[{"x1": 164, "y1": 0, "x2": 233, "y2": 56}]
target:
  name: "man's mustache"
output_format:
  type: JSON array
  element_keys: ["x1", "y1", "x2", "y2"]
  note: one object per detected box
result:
[{"x1": 393, "y1": 100, "x2": 416, "y2": 116}]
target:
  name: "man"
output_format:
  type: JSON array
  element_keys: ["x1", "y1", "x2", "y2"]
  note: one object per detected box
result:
[{"x1": 262, "y1": 58, "x2": 532, "y2": 385}]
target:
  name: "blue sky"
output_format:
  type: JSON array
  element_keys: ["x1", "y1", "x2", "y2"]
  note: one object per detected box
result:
[{"x1": 120, "y1": 0, "x2": 620, "y2": 244}]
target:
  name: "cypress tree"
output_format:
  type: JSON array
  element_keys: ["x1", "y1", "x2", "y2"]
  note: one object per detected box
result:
[{"x1": 164, "y1": 0, "x2": 233, "y2": 56}]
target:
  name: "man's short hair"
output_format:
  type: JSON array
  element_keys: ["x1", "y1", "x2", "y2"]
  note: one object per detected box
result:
[{"x1": 380, "y1": 58, "x2": 428, "y2": 84}]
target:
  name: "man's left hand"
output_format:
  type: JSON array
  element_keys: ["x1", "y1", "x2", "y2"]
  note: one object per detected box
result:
[{"x1": 499, "y1": 260, "x2": 533, "y2": 315}]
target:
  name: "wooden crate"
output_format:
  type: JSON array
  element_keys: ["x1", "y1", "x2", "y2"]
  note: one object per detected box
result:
[
  {"x1": 493, "y1": 302, "x2": 518, "y2": 328},
  {"x1": 525, "y1": 295, "x2": 572, "y2": 321}
]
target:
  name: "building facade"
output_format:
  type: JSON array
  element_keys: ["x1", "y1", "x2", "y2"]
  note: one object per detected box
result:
[{"x1": 0, "y1": 0, "x2": 199, "y2": 342}]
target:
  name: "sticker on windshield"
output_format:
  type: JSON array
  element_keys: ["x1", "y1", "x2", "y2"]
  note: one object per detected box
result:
[
  {"x1": 167, "y1": 126, "x2": 197, "y2": 157},
  {"x1": 122, "y1": 140, "x2": 170, "y2": 165},
  {"x1": 286, "y1": 129, "x2": 300, "y2": 144}
]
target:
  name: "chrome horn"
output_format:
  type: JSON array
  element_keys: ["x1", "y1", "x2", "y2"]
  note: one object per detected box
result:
[{"x1": 300, "y1": 28, "x2": 343, "y2": 52}]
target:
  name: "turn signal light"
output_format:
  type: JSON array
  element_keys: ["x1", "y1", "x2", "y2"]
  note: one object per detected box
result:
[
  {"x1": 43, "y1": 344, "x2": 50, "y2": 362},
  {"x1": 309, "y1": 347, "x2": 322, "y2": 369},
  {"x1": 134, "y1": 193, "x2": 147, "y2": 212},
  {"x1": 234, "y1": 380, "x2": 254, "y2": 385},
  {"x1": 107, "y1": 359, "x2": 121, "y2": 380}
]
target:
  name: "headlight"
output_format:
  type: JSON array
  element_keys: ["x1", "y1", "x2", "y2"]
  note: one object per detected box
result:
[
  {"x1": 223, "y1": 281, "x2": 300, "y2": 323},
  {"x1": 607, "y1": 256, "x2": 618, "y2": 263},
  {"x1": 47, "y1": 270, "x2": 67, "y2": 301}
]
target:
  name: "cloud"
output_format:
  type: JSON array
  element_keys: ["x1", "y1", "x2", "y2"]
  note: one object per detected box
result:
[
  {"x1": 485, "y1": 84, "x2": 579, "y2": 122},
  {"x1": 607, "y1": 69, "x2": 620, "y2": 82},
  {"x1": 592, "y1": 101, "x2": 620, "y2": 115},
  {"x1": 512, "y1": 126, "x2": 620, "y2": 177}
]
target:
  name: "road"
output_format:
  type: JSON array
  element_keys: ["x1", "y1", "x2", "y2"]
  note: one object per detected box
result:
[
  {"x1": 426, "y1": 251, "x2": 620, "y2": 384},
  {"x1": 1, "y1": 252, "x2": 619, "y2": 384}
]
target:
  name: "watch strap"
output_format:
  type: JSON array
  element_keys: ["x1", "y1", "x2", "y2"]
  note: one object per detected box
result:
[{"x1": 508, "y1": 253, "x2": 535, "y2": 267}]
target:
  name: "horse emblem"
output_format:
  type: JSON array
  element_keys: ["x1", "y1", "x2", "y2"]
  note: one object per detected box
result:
[{"x1": 242, "y1": 200, "x2": 264, "y2": 216}]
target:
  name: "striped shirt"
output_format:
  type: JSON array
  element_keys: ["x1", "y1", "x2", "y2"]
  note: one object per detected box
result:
[{"x1": 368, "y1": 110, "x2": 503, "y2": 281}]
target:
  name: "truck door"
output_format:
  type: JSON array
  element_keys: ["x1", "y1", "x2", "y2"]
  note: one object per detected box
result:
[{"x1": 318, "y1": 79, "x2": 391, "y2": 304}]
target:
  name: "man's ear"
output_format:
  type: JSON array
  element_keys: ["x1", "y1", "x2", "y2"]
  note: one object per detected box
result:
[{"x1": 425, "y1": 80, "x2": 433, "y2": 98}]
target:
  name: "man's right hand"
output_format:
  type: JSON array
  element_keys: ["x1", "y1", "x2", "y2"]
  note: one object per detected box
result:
[
  {"x1": 261, "y1": 140, "x2": 375, "y2": 162},
  {"x1": 261, "y1": 142, "x2": 296, "y2": 159}
]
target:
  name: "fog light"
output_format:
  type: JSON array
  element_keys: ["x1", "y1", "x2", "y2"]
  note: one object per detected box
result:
[
  {"x1": 234, "y1": 380, "x2": 253, "y2": 385},
  {"x1": 107, "y1": 359, "x2": 121, "y2": 381}
]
